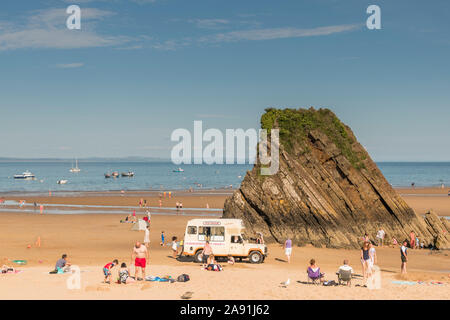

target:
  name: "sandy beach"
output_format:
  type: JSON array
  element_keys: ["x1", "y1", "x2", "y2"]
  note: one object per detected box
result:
[{"x1": 0, "y1": 188, "x2": 449, "y2": 300}]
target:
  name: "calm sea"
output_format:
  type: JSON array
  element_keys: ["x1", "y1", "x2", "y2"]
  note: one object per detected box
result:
[{"x1": 0, "y1": 161, "x2": 448, "y2": 194}]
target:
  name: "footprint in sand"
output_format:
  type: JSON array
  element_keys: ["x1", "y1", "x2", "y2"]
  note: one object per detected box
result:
[
  {"x1": 181, "y1": 291, "x2": 194, "y2": 299},
  {"x1": 85, "y1": 285, "x2": 110, "y2": 292},
  {"x1": 141, "y1": 283, "x2": 152, "y2": 290}
]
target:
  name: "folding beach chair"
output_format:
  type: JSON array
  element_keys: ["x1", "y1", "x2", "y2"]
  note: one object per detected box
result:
[
  {"x1": 336, "y1": 269, "x2": 352, "y2": 286},
  {"x1": 307, "y1": 267, "x2": 323, "y2": 285}
]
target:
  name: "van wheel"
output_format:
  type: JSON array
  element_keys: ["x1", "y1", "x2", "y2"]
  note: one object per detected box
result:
[
  {"x1": 194, "y1": 250, "x2": 203, "y2": 263},
  {"x1": 249, "y1": 251, "x2": 263, "y2": 264}
]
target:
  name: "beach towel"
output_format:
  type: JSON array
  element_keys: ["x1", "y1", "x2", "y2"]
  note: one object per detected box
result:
[
  {"x1": 391, "y1": 280, "x2": 416, "y2": 285},
  {"x1": 145, "y1": 276, "x2": 174, "y2": 282}
]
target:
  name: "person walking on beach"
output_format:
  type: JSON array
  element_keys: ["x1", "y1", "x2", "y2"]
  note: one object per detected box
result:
[
  {"x1": 144, "y1": 226, "x2": 150, "y2": 247},
  {"x1": 131, "y1": 241, "x2": 148, "y2": 281},
  {"x1": 284, "y1": 238, "x2": 292, "y2": 263},
  {"x1": 361, "y1": 241, "x2": 371, "y2": 281},
  {"x1": 401, "y1": 240, "x2": 408, "y2": 274},
  {"x1": 410, "y1": 231, "x2": 416, "y2": 249}
]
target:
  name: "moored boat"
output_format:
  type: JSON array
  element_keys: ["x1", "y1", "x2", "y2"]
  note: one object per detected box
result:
[
  {"x1": 121, "y1": 171, "x2": 135, "y2": 177},
  {"x1": 14, "y1": 171, "x2": 35, "y2": 180}
]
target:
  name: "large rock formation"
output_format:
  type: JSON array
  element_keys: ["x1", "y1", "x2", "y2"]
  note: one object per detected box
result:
[{"x1": 223, "y1": 108, "x2": 449, "y2": 249}]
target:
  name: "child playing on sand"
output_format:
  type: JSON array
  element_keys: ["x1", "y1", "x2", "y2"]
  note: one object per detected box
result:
[
  {"x1": 172, "y1": 236, "x2": 178, "y2": 258},
  {"x1": 160, "y1": 231, "x2": 165, "y2": 246},
  {"x1": 103, "y1": 259, "x2": 118, "y2": 284},
  {"x1": 118, "y1": 263, "x2": 135, "y2": 284}
]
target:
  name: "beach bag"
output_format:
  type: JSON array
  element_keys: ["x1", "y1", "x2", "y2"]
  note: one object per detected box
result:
[
  {"x1": 323, "y1": 280, "x2": 337, "y2": 286},
  {"x1": 177, "y1": 274, "x2": 190, "y2": 282}
]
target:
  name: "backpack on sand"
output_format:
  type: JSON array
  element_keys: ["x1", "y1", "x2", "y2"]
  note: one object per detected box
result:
[{"x1": 177, "y1": 274, "x2": 190, "y2": 282}]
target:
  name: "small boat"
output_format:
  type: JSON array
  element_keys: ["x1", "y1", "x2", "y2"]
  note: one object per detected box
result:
[
  {"x1": 121, "y1": 171, "x2": 135, "y2": 177},
  {"x1": 173, "y1": 168, "x2": 184, "y2": 172},
  {"x1": 57, "y1": 180, "x2": 68, "y2": 184},
  {"x1": 112, "y1": 171, "x2": 119, "y2": 178},
  {"x1": 14, "y1": 171, "x2": 35, "y2": 180},
  {"x1": 105, "y1": 173, "x2": 111, "y2": 178},
  {"x1": 70, "y1": 159, "x2": 81, "y2": 173}
]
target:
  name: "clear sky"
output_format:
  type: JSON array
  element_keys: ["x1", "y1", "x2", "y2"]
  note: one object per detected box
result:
[{"x1": 1, "y1": 0, "x2": 449, "y2": 161}]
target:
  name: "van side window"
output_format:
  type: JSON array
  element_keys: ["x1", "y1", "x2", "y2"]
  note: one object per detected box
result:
[
  {"x1": 198, "y1": 226, "x2": 225, "y2": 242},
  {"x1": 187, "y1": 226, "x2": 197, "y2": 235}
]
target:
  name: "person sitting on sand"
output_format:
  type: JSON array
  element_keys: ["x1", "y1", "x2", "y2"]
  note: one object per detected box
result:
[
  {"x1": 227, "y1": 255, "x2": 235, "y2": 265},
  {"x1": 103, "y1": 259, "x2": 118, "y2": 284},
  {"x1": 118, "y1": 263, "x2": 135, "y2": 284},
  {"x1": 1, "y1": 265, "x2": 15, "y2": 274},
  {"x1": 307, "y1": 259, "x2": 325, "y2": 283},
  {"x1": 52, "y1": 254, "x2": 71, "y2": 273},
  {"x1": 336, "y1": 259, "x2": 354, "y2": 286},
  {"x1": 206, "y1": 254, "x2": 223, "y2": 271}
]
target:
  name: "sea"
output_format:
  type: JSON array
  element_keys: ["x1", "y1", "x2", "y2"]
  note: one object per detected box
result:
[{"x1": 0, "y1": 161, "x2": 449, "y2": 194}]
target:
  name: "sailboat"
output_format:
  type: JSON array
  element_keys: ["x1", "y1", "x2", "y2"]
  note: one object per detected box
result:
[{"x1": 70, "y1": 159, "x2": 81, "y2": 173}]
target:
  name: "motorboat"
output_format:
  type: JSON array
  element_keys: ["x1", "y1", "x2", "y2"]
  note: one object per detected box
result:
[
  {"x1": 105, "y1": 173, "x2": 111, "y2": 178},
  {"x1": 112, "y1": 171, "x2": 119, "y2": 178},
  {"x1": 173, "y1": 168, "x2": 184, "y2": 172},
  {"x1": 57, "y1": 180, "x2": 68, "y2": 184},
  {"x1": 14, "y1": 171, "x2": 35, "y2": 180},
  {"x1": 121, "y1": 171, "x2": 135, "y2": 177}
]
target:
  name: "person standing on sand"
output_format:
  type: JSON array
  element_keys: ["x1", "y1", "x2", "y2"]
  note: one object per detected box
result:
[
  {"x1": 144, "y1": 226, "x2": 150, "y2": 247},
  {"x1": 284, "y1": 238, "x2": 292, "y2": 263},
  {"x1": 410, "y1": 231, "x2": 415, "y2": 249},
  {"x1": 360, "y1": 242, "x2": 371, "y2": 281},
  {"x1": 401, "y1": 240, "x2": 408, "y2": 274},
  {"x1": 131, "y1": 241, "x2": 148, "y2": 281},
  {"x1": 171, "y1": 236, "x2": 178, "y2": 258},
  {"x1": 376, "y1": 228, "x2": 385, "y2": 247},
  {"x1": 202, "y1": 241, "x2": 213, "y2": 268}
]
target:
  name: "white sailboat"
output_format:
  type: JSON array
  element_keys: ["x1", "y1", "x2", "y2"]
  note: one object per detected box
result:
[{"x1": 70, "y1": 159, "x2": 81, "y2": 173}]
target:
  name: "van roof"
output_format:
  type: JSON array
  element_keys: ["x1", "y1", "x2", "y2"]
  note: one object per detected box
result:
[{"x1": 187, "y1": 218, "x2": 243, "y2": 227}]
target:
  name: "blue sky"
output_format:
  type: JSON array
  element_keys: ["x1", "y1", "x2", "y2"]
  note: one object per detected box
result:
[{"x1": 0, "y1": 0, "x2": 449, "y2": 161}]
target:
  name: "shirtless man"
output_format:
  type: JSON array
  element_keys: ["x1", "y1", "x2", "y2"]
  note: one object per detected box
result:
[{"x1": 131, "y1": 241, "x2": 148, "y2": 281}]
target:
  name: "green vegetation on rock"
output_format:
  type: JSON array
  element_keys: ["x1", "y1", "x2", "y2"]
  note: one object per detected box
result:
[{"x1": 261, "y1": 107, "x2": 366, "y2": 169}]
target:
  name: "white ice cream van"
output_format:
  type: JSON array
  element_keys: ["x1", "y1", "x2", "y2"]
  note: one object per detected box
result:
[{"x1": 182, "y1": 218, "x2": 268, "y2": 264}]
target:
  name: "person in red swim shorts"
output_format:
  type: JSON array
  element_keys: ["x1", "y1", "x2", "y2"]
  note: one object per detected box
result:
[{"x1": 131, "y1": 241, "x2": 148, "y2": 281}]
